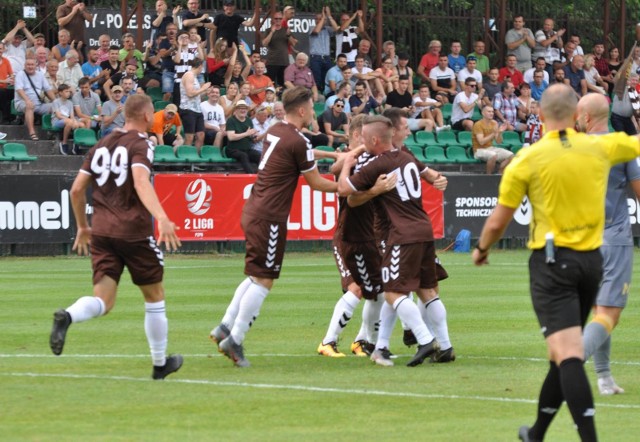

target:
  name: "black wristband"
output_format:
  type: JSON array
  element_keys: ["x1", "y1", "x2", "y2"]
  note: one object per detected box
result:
[{"x1": 475, "y1": 243, "x2": 488, "y2": 253}]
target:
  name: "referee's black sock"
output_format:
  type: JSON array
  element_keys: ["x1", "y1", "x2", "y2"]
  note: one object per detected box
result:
[
  {"x1": 559, "y1": 357, "x2": 597, "y2": 442},
  {"x1": 529, "y1": 361, "x2": 563, "y2": 441}
]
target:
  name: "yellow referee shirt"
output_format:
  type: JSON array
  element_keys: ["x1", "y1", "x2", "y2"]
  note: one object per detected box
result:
[{"x1": 498, "y1": 129, "x2": 640, "y2": 250}]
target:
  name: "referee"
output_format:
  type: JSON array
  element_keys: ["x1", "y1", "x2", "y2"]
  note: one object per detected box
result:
[{"x1": 472, "y1": 83, "x2": 640, "y2": 442}]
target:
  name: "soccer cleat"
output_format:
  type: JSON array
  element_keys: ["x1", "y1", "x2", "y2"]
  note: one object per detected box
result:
[
  {"x1": 518, "y1": 425, "x2": 533, "y2": 442},
  {"x1": 598, "y1": 376, "x2": 625, "y2": 395},
  {"x1": 403, "y1": 329, "x2": 417, "y2": 347},
  {"x1": 350, "y1": 340, "x2": 372, "y2": 357},
  {"x1": 219, "y1": 336, "x2": 250, "y2": 367},
  {"x1": 406, "y1": 339, "x2": 439, "y2": 367},
  {"x1": 152, "y1": 354, "x2": 183, "y2": 380},
  {"x1": 49, "y1": 309, "x2": 72, "y2": 356},
  {"x1": 209, "y1": 323, "x2": 230, "y2": 347},
  {"x1": 370, "y1": 347, "x2": 394, "y2": 367},
  {"x1": 430, "y1": 346, "x2": 456, "y2": 363},
  {"x1": 317, "y1": 341, "x2": 346, "y2": 358}
]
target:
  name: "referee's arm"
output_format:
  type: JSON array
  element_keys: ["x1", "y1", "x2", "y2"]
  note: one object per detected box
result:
[{"x1": 472, "y1": 204, "x2": 516, "y2": 265}]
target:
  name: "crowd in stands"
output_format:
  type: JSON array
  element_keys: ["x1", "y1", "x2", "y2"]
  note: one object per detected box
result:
[{"x1": 0, "y1": 3, "x2": 638, "y2": 173}]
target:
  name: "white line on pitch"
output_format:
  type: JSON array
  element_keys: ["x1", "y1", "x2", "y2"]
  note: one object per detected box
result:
[{"x1": 2, "y1": 371, "x2": 639, "y2": 410}]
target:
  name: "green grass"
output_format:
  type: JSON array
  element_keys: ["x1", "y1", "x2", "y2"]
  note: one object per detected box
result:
[{"x1": 1, "y1": 250, "x2": 639, "y2": 441}]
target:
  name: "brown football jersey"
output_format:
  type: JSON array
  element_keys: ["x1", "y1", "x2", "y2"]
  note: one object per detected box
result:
[
  {"x1": 80, "y1": 129, "x2": 155, "y2": 239},
  {"x1": 347, "y1": 149, "x2": 433, "y2": 245},
  {"x1": 243, "y1": 121, "x2": 316, "y2": 222}
]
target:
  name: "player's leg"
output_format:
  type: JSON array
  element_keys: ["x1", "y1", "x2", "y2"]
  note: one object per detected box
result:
[
  {"x1": 370, "y1": 299, "x2": 396, "y2": 366},
  {"x1": 211, "y1": 277, "x2": 253, "y2": 345},
  {"x1": 418, "y1": 288, "x2": 454, "y2": 362}
]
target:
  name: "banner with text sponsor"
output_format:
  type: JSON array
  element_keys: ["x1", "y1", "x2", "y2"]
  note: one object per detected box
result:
[
  {"x1": 0, "y1": 175, "x2": 76, "y2": 243},
  {"x1": 154, "y1": 174, "x2": 444, "y2": 241}
]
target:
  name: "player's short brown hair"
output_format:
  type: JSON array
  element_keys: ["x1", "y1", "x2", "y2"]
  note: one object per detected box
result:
[
  {"x1": 125, "y1": 94, "x2": 153, "y2": 121},
  {"x1": 282, "y1": 86, "x2": 313, "y2": 114}
]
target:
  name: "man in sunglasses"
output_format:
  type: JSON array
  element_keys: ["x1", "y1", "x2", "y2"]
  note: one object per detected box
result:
[
  {"x1": 451, "y1": 77, "x2": 482, "y2": 132},
  {"x1": 318, "y1": 97, "x2": 349, "y2": 147}
]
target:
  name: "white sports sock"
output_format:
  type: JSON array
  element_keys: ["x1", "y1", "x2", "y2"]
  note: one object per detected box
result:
[
  {"x1": 221, "y1": 277, "x2": 253, "y2": 329},
  {"x1": 230, "y1": 281, "x2": 269, "y2": 344},
  {"x1": 400, "y1": 293, "x2": 416, "y2": 331},
  {"x1": 393, "y1": 296, "x2": 434, "y2": 346},
  {"x1": 422, "y1": 297, "x2": 451, "y2": 350},
  {"x1": 66, "y1": 296, "x2": 105, "y2": 323},
  {"x1": 145, "y1": 300, "x2": 168, "y2": 367},
  {"x1": 362, "y1": 297, "x2": 383, "y2": 343},
  {"x1": 375, "y1": 300, "x2": 396, "y2": 350},
  {"x1": 323, "y1": 291, "x2": 360, "y2": 344}
]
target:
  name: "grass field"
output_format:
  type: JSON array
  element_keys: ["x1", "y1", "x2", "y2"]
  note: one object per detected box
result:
[{"x1": 1, "y1": 250, "x2": 639, "y2": 441}]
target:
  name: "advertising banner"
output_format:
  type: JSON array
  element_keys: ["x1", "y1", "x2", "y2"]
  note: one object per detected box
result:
[{"x1": 154, "y1": 174, "x2": 444, "y2": 241}]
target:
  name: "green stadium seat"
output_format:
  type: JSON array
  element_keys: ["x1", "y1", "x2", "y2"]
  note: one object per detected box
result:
[
  {"x1": 153, "y1": 144, "x2": 181, "y2": 163},
  {"x1": 446, "y1": 145, "x2": 479, "y2": 163},
  {"x1": 176, "y1": 145, "x2": 203, "y2": 163},
  {"x1": 200, "y1": 145, "x2": 234, "y2": 163},
  {"x1": 415, "y1": 131, "x2": 436, "y2": 146},
  {"x1": 502, "y1": 131, "x2": 522, "y2": 148},
  {"x1": 154, "y1": 100, "x2": 171, "y2": 112},
  {"x1": 0, "y1": 145, "x2": 12, "y2": 161},
  {"x1": 511, "y1": 144, "x2": 525, "y2": 154},
  {"x1": 73, "y1": 128, "x2": 98, "y2": 148},
  {"x1": 407, "y1": 145, "x2": 428, "y2": 162},
  {"x1": 10, "y1": 99, "x2": 23, "y2": 117},
  {"x1": 435, "y1": 130, "x2": 458, "y2": 147},
  {"x1": 456, "y1": 131, "x2": 472, "y2": 147},
  {"x1": 42, "y1": 114, "x2": 62, "y2": 133},
  {"x1": 425, "y1": 145, "x2": 448, "y2": 163},
  {"x1": 440, "y1": 103, "x2": 452, "y2": 123},
  {"x1": 313, "y1": 102, "x2": 325, "y2": 116},
  {"x1": 147, "y1": 87, "x2": 163, "y2": 102},
  {"x1": 2, "y1": 142, "x2": 37, "y2": 161}
]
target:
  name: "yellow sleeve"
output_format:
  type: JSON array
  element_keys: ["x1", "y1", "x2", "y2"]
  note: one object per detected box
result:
[
  {"x1": 498, "y1": 152, "x2": 529, "y2": 209},
  {"x1": 601, "y1": 132, "x2": 640, "y2": 165}
]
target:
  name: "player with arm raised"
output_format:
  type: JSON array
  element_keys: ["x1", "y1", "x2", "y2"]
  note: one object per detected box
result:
[{"x1": 49, "y1": 94, "x2": 183, "y2": 380}]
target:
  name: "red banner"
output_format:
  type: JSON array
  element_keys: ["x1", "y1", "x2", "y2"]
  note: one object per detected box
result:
[{"x1": 154, "y1": 174, "x2": 443, "y2": 241}]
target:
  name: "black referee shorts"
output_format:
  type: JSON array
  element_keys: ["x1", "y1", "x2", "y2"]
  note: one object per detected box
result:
[{"x1": 529, "y1": 247, "x2": 602, "y2": 338}]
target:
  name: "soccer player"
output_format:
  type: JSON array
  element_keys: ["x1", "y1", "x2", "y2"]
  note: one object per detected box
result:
[
  {"x1": 337, "y1": 115, "x2": 446, "y2": 367},
  {"x1": 317, "y1": 114, "x2": 396, "y2": 358},
  {"x1": 210, "y1": 87, "x2": 339, "y2": 367},
  {"x1": 472, "y1": 84, "x2": 640, "y2": 442},
  {"x1": 578, "y1": 93, "x2": 640, "y2": 395},
  {"x1": 49, "y1": 94, "x2": 183, "y2": 380}
]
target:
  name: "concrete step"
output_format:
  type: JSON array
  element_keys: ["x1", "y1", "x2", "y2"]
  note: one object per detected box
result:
[{"x1": 0, "y1": 154, "x2": 83, "y2": 174}]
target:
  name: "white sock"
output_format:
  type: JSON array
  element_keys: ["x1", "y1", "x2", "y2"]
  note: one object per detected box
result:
[
  {"x1": 66, "y1": 296, "x2": 105, "y2": 323},
  {"x1": 375, "y1": 300, "x2": 397, "y2": 350},
  {"x1": 229, "y1": 280, "x2": 269, "y2": 344},
  {"x1": 422, "y1": 298, "x2": 451, "y2": 350},
  {"x1": 400, "y1": 293, "x2": 416, "y2": 331},
  {"x1": 362, "y1": 297, "x2": 383, "y2": 343},
  {"x1": 145, "y1": 300, "x2": 168, "y2": 367},
  {"x1": 354, "y1": 321, "x2": 368, "y2": 342},
  {"x1": 323, "y1": 291, "x2": 360, "y2": 344},
  {"x1": 393, "y1": 295, "x2": 434, "y2": 345},
  {"x1": 221, "y1": 277, "x2": 253, "y2": 329}
]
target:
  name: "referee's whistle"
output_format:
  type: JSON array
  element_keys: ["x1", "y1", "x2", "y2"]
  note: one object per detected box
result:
[{"x1": 545, "y1": 232, "x2": 555, "y2": 265}]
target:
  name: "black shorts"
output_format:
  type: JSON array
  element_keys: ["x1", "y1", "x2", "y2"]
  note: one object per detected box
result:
[
  {"x1": 452, "y1": 119, "x2": 471, "y2": 131},
  {"x1": 529, "y1": 248, "x2": 603, "y2": 337},
  {"x1": 90, "y1": 235, "x2": 164, "y2": 286},
  {"x1": 180, "y1": 109, "x2": 205, "y2": 134}
]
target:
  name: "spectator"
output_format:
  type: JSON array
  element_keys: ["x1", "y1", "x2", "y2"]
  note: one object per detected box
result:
[
  {"x1": 119, "y1": 33, "x2": 145, "y2": 80},
  {"x1": 310, "y1": 6, "x2": 338, "y2": 93},
  {"x1": 284, "y1": 53, "x2": 318, "y2": 102},
  {"x1": 417, "y1": 40, "x2": 442, "y2": 82},
  {"x1": 248, "y1": 60, "x2": 274, "y2": 105},
  {"x1": 185, "y1": 26, "x2": 206, "y2": 76},
  {"x1": 179, "y1": 58, "x2": 210, "y2": 150},
  {"x1": 2, "y1": 20, "x2": 35, "y2": 73},
  {"x1": 551, "y1": 66, "x2": 565, "y2": 84},
  {"x1": 51, "y1": 29, "x2": 73, "y2": 63},
  {"x1": 200, "y1": 86, "x2": 226, "y2": 147},
  {"x1": 0, "y1": 42, "x2": 15, "y2": 124},
  {"x1": 336, "y1": 11, "x2": 364, "y2": 65},
  {"x1": 349, "y1": 80, "x2": 382, "y2": 115},
  {"x1": 570, "y1": 34, "x2": 584, "y2": 55},
  {"x1": 524, "y1": 57, "x2": 549, "y2": 84},
  {"x1": 14, "y1": 58, "x2": 56, "y2": 141},
  {"x1": 225, "y1": 49, "x2": 251, "y2": 88},
  {"x1": 34, "y1": 46, "x2": 49, "y2": 75},
  {"x1": 324, "y1": 53, "x2": 347, "y2": 97},
  {"x1": 583, "y1": 54, "x2": 608, "y2": 95},
  {"x1": 385, "y1": 75, "x2": 436, "y2": 133},
  {"x1": 143, "y1": 36, "x2": 164, "y2": 92},
  {"x1": 517, "y1": 82, "x2": 534, "y2": 116},
  {"x1": 182, "y1": 0, "x2": 214, "y2": 44},
  {"x1": 150, "y1": 0, "x2": 179, "y2": 43},
  {"x1": 212, "y1": 0, "x2": 260, "y2": 49},
  {"x1": 610, "y1": 53, "x2": 639, "y2": 135},
  {"x1": 482, "y1": 67, "x2": 501, "y2": 107},
  {"x1": 263, "y1": 11, "x2": 293, "y2": 87},
  {"x1": 429, "y1": 54, "x2": 457, "y2": 103},
  {"x1": 457, "y1": 56, "x2": 483, "y2": 89},
  {"x1": 318, "y1": 98, "x2": 349, "y2": 147},
  {"x1": 251, "y1": 105, "x2": 270, "y2": 154},
  {"x1": 81, "y1": 48, "x2": 105, "y2": 94},
  {"x1": 172, "y1": 31, "x2": 196, "y2": 106},
  {"x1": 225, "y1": 101, "x2": 260, "y2": 173},
  {"x1": 158, "y1": 23, "x2": 178, "y2": 101},
  {"x1": 498, "y1": 54, "x2": 525, "y2": 88},
  {"x1": 220, "y1": 81, "x2": 241, "y2": 118},
  {"x1": 376, "y1": 56, "x2": 399, "y2": 94},
  {"x1": 353, "y1": 54, "x2": 385, "y2": 101},
  {"x1": 103, "y1": 59, "x2": 142, "y2": 100},
  {"x1": 325, "y1": 82, "x2": 352, "y2": 114},
  {"x1": 52, "y1": 84, "x2": 90, "y2": 155},
  {"x1": 394, "y1": 52, "x2": 414, "y2": 94},
  {"x1": 72, "y1": 76, "x2": 102, "y2": 130},
  {"x1": 356, "y1": 39, "x2": 374, "y2": 69},
  {"x1": 149, "y1": 103, "x2": 184, "y2": 148},
  {"x1": 44, "y1": 59, "x2": 61, "y2": 101},
  {"x1": 505, "y1": 15, "x2": 535, "y2": 71},
  {"x1": 269, "y1": 101, "x2": 285, "y2": 126},
  {"x1": 27, "y1": 32, "x2": 49, "y2": 58},
  {"x1": 533, "y1": 18, "x2": 565, "y2": 75},
  {"x1": 100, "y1": 85, "x2": 125, "y2": 135},
  {"x1": 382, "y1": 40, "x2": 398, "y2": 66},
  {"x1": 468, "y1": 39, "x2": 490, "y2": 75},
  {"x1": 412, "y1": 83, "x2": 449, "y2": 132},
  {"x1": 493, "y1": 81, "x2": 526, "y2": 132},
  {"x1": 261, "y1": 86, "x2": 278, "y2": 116},
  {"x1": 281, "y1": 6, "x2": 298, "y2": 64},
  {"x1": 237, "y1": 82, "x2": 256, "y2": 113},
  {"x1": 99, "y1": 46, "x2": 123, "y2": 96},
  {"x1": 95, "y1": 34, "x2": 111, "y2": 63},
  {"x1": 451, "y1": 77, "x2": 481, "y2": 131},
  {"x1": 592, "y1": 42, "x2": 613, "y2": 85},
  {"x1": 561, "y1": 41, "x2": 577, "y2": 67},
  {"x1": 523, "y1": 101, "x2": 542, "y2": 144},
  {"x1": 207, "y1": 38, "x2": 231, "y2": 86},
  {"x1": 448, "y1": 40, "x2": 466, "y2": 74},
  {"x1": 471, "y1": 105, "x2": 512, "y2": 174},
  {"x1": 563, "y1": 54, "x2": 587, "y2": 97},
  {"x1": 120, "y1": 76, "x2": 138, "y2": 101},
  {"x1": 57, "y1": 50, "x2": 84, "y2": 92},
  {"x1": 529, "y1": 70, "x2": 549, "y2": 101},
  {"x1": 56, "y1": 0, "x2": 93, "y2": 60}
]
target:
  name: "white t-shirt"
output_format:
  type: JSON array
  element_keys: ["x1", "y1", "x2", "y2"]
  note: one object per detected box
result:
[
  {"x1": 200, "y1": 101, "x2": 226, "y2": 130},
  {"x1": 429, "y1": 66, "x2": 456, "y2": 87},
  {"x1": 457, "y1": 68, "x2": 483, "y2": 86},
  {"x1": 411, "y1": 95, "x2": 438, "y2": 118},
  {"x1": 451, "y1": 92, "x2": 478, "y2": 124},
  {"x1": 523, "y1": 68, "x2": 549, "y2": 84}
]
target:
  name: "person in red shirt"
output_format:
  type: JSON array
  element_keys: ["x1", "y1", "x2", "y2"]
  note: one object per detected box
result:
[
  {"x1": 247, "y1": 60, "x2": 273, "y2": 105},
  {"x1": 417, "y1": 40, "x2": 442, "y2": 83},
  {"x1": 499, "y1": 54, "x2": 525, "y2": 88}
]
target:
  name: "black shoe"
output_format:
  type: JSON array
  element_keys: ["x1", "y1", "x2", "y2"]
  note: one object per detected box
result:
[
  {"x1": 152, "y1": 354, "x2": 184, "y2": 380},
  {"x1": 403, "y1": 329, "x2": 417, "y2": 347},
  {"x1": 430, "y1": 346, "x2": 456, "y2": 363},
  {"x1": 49, "y1": 309, "x2": 72, "y2": 356},
  {"x1": 518, "y1": 425, "x2": 539, "y2": 442},
  {"x1": 59, "y1": 142, "x2": 69, "y2": 155},
  {"x1": 406, "y1": 338, "x2": 439, "y2": 367},
  {"x1": 219, "y1": 336, "x2": 250, "y2": 367},
  {"x1": 12, "y1": 117, "x2": 23, "y2": 125}
]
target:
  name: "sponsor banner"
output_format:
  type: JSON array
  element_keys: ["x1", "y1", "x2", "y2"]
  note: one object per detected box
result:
[
  {"x1": 86, "y1": 8, "x2": 314, "y2": 55},
  {"x1": 154, "y1": 174, "x2": 444, "y2": 241},
  {"x1": 0, "y1": 175, "x2": 76, "y2": 243}
]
